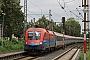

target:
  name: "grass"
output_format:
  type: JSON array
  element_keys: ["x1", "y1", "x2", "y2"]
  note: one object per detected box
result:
[{"x1": 78, "y1": 43, "x2": 90, "y2": 60}]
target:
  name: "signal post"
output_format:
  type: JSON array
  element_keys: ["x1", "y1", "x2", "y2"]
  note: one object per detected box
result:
[
  {"x1": 62, "y1": 17, "x2": 65, "y2": 50},
  {"x1": 82, "y1": 0, "x2": 89, "y2": 60}
]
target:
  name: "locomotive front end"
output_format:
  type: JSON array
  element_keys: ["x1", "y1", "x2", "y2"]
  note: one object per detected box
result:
[{"x1": 24, "y1": 28, "x2": 44, "y2": 54}]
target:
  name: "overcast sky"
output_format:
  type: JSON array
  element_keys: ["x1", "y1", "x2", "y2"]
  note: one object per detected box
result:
[{"x1": 20, "y1": 0, "x2": 90, "y2": 32}]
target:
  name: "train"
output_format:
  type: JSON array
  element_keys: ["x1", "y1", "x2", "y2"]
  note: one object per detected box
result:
[{"x1": 24, "y1": 28, "x2": 84, "y2": 54}]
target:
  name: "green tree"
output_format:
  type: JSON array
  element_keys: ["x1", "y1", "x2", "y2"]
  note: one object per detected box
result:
[
  {"x1": 65, "y1": 18, "x2": 81, "y2": 36},
  {"x1": 36, "y1": 15, "x2": 60, "y2": 31},
  {"x1": 53, "y1": 22, "x2": 62, "y2": 33},
  {"x1": 0, "y1": 0, "x2": 24, "y2": 39},
  {"x1": 27, "y1": 19, "x2": 33, "y2": 28},
  {"x1": 36, "y1": 15, "x2": 49, "y2": 28},
  {"x1": 0, "y1": 0, "x2": 3, "y2": 13},
  {"x1": 27, "y1": 15, "x2": 62, "y2": 33}
]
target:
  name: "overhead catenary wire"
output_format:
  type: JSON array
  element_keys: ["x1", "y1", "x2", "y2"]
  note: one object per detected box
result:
[
  {"x1": 76, "y1": 8, "x2": 83, "y2": 18},
  {"x1": 27, "y1": 0, "x2": 63, "y2": 22},
  {"x1": 27, "y1": 14, "x2": 34, "y2": 18},
  {"x1": 27, "y1": 9, "x2": 48, "y2": 15},
  {"x1": 62, "y1": 0, "x2": 77, "y2": 17},
  {"x1": 27, "y1": 0, "x2": 48, "y2": 15},
  {"x1": 28, "y1": 0, "x2": 41, "y2": 10},
  {"x1": 51, "y1": 10, "x2": 61, "y2": 17},
  {"x1": 27, "y1": 9, "x2": 60, "y2": 22},
  {"x1": 57, "y1": 0, "x2": 84, "y2": 21},
  {"x1": 70, "y1": 11, "x2": 84, "y2": 20},
  {"x1": 63, "y1": 0, "x2": 82, "y2": 19},
  {"x1": 56, "y1": 0, "x2": 69, "y2": 17}
]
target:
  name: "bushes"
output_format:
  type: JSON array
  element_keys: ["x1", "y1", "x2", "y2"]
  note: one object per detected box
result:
[{"x1": 0, "y1": 38, "x2": 24, "y2": 53}]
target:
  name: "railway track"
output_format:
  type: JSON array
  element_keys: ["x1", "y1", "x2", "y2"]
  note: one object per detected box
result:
[
  {"x1": 15, "y1": 56, "x2": 41, "y2": 60},
  {"x1": 52, "y1": 44, "x2": 82, "y2": 60}
]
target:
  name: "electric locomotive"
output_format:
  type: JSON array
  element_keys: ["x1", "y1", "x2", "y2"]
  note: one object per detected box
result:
[{"x1": 24, "y1": 28, "x2": 56, "y2": 53}]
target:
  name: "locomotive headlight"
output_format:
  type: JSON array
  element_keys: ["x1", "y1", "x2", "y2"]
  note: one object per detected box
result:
[
  {"x1": 40, "y1": 42, "x2": 42, "y2": 44},
  {"x1": 26, "y1": 42, "x2": 27, "y2": 44}
]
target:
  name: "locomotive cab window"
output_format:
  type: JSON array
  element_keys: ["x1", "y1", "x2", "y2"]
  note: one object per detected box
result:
[{"x1": 28, "y1": 31, "x2": 41, "y2": 40}]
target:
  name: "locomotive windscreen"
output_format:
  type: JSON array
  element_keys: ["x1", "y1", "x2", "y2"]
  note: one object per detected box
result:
[{"x1": 28, "y1": 31, "x2": 41, "y2": 40}]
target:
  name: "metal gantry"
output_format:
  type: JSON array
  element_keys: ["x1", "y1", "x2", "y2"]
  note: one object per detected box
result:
[
  {"x1": 24, "y1": 0, "x2": 27, "y2": 32},
  {"x1": 1, "y1": 13, "x2": 5, "y2": 47}
]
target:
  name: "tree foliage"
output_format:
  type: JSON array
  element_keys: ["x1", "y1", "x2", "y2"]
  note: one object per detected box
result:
[
  {"x1": 28, "y1": 17, "x2": 81, "y2": 37},
  {"x1": 0, "y1": 0, "x2": 24, "y2": 39},
  {"x1": 36, "y1": 15, "x2": 49, "y2": 28},
  {"x1": 65, "y1": 18, "x2": 81, "y2": 36},
  {"x1": 28, "y1": 15, "x2": 61, "y2": 32},
  {"x1": 0, "y1": 0, "x2": 3, "y2": 13}
]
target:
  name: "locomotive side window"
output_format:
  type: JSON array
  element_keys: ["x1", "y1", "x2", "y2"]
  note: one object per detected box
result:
[{"x1": 28, "y1": 31, "x2": 41, "y2": 40}]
